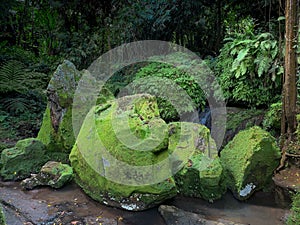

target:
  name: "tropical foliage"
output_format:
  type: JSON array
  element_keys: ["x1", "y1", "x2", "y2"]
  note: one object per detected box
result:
[{"x1": 215, "y1": 18, "x2": 282, "y2": 107}]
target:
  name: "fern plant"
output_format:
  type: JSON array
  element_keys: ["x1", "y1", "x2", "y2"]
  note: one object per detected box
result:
[
  {"x1": 1, "y1": 97, "x2": 30, "y2": 114},
  {"x1": 0, "y1": 60, "x2": 47, "y2": 94},
  {"x1": 0, "y1": 60, "x2": 47, "y2": 115},
  {"x1": 215, "y1": 18, "x2": 283, "y2": 106}
]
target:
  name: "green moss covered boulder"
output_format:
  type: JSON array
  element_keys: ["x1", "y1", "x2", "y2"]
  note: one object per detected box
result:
[
  {"x1": 173, "y1": 122, "x2": 225, "y2": 201},
  {"x1": 37, "y1": 60, "x2": 113, "y2": 162},
  {"x1": 70, "y1": 94, "x2": 223, "y2": 210},
  {"x1": 220, "y1": 126, "x2": 281, "y2": 200},
  {"x1": 0, "y1": 204, "x2": 5, "y2": 225},
  {"x1": 37, "y1": 60, "x2": 82, "y2": 160},
  {"x1": 70, "y1": 94, "x2": 177, "y2": 211},
  {"x1": 175, "y1": 154, "x2": 225, "y2": 201},
  {"x1": 21, "y1": 161, "x2": 73, "y2": 189},
  {"x1": 0, "y1": 138, "x2": 48, "y2": 180}
]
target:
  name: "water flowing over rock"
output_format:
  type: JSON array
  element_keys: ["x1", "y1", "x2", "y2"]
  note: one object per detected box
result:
[
  {"x1": 220, "y1": 126, "x2": 281, "y2": 200},
  {"x1": 70, "y1": 94, "x2": 220, "y2": 211},
  {"x1": 0, "y1": 138, "x2": 47, "y2": 181},
  {"x1": 21, "y1": 161, "x2": 73, "y2": 189}
]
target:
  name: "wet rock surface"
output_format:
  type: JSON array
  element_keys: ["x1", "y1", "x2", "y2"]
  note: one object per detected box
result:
[
  {"x1": 0, "y1": 181, "x2": 165, "y2": 225},
  {"x1": 21, "y1": 161, "x2": 73, "y2": 190},
  {"x1": 159, "y1": 205, "x2": 246, "y2": 225}
]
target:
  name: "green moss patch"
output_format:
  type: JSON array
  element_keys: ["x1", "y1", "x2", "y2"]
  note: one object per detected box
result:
[
  {"x1": 0, "y1": 138, "x2": 48, "y2": 180},
  {"x1": 21, "y1": 161, "x2": 73, "y2": 189},
  {"x1": 70, "y1": 94, "x2": 226, "y2": 210},
  {"x1": 220, "y1": 126, "x2": 281, "y2": 200},
  {"x1": 70, "y1": 94, "x2": 178, "y2": 211}
]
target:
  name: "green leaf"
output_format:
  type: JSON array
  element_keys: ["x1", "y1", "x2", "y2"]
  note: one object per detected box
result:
[{"x1": 236, "y1": 48, "x2": 249, "y2": 62}]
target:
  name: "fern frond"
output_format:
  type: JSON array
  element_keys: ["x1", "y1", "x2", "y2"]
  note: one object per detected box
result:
[
  {"x1": 1, "y1": 97, "x2": 30, "y2": 114},
  {"x1": 0, "y1": 60, "x2": 47, "y2": 94},
  {"x1": 0, "y1": 60, "x2": 28, "y2": 93}
]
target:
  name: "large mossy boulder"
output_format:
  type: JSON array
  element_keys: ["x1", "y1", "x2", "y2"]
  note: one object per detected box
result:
[
  {"x1": 37, "y1": 60, "x2": 113, "y2": 161},
  {"x1": 175, "y1": 155, "x2": 225, "y2": 201},
  {"x1": 70, "y1": 94, "x2": 177, "y2": 211},
  {"x1": 21, "y1": 161, "x2": 73, "y2": 189},
  {"x1": 0, "y1": 138, "x2": 47, "y2": 180},
  {"x1": 173, "y1": 122, "x2": 226, "y2": 201},
  {"x1": 37, "y1": 60, "x2": 82, "y2": 161},
  {"x1": 220, "y1": 126, "x2": 281, "y2": 200},
  {"x1": 70, "y1": 94, "x2": 220, "y2": 210}
]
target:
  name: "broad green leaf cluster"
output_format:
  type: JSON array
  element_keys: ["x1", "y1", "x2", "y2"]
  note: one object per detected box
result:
[{"x1": 215, "y1": 18, "x2": 282, "y2": 106}]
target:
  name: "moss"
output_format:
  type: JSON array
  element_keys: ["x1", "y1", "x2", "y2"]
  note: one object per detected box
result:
[
  {"x1": 38, "y1": 161, "x2": 73, "y2": 188},
  {"x1": 0, "y1": 204, "x2": 5, "y2": 225},
  {"x1": 95, "y1": 97, "x2": 169, "y2": 166},
  {"x1": 263, "y1": 102, "x2": 282, "y2": 135},
  {"x1": 70, "y1": 95, "x2": 178, "y2": 210},
  {"x1": 175, "y1": 155, "x2": 225, "y2": 201},
  {"x1": 287, "y1": 192, "x2": 300, "y2": 225},
  {"x1": 37, "y1": 105, "x2": 75, "y2": 154},
  {"x1": 174, "y1": 123, "x2": 225, "y2": 201},
  {"x1": 70, "y1": 142, "x2": 177, "y2": 211},
  {"x1": 0, "y1": 138, "x2": 48, "y2": 180},
  {"x1": 226, "y1": 108, "x2": 264, "y2": 131},
  {"x1": 220, "y1": 126, "x2": 281, "y2": 200},
  {"x1": 70, "y1": 94, "x2": 228, "y2": 209}
]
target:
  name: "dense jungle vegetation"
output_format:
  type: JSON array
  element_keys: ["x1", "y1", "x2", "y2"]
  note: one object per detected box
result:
[
  {"x1": 0, "y1": 0, "x2": 298, "y2": 145},
  {"x1": 0, "y1": 1, "x2": 300, "y2": 224}
]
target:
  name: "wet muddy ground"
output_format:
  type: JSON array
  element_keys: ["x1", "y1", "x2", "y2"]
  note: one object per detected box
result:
[{"x1": 0, "y1": 180, "x2": 291, "y2": 225}]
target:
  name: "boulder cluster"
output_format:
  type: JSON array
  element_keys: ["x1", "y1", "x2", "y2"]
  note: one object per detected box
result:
[{"x1": 0, "y1": 61, "x2": 281, "y2": 212}]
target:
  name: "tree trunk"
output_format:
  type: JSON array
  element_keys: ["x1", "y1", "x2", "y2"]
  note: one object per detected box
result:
[
  {"x1": 282, "y1": 0, "x2": 298, "y2": 137},
  {"x1": 278, "y1": 0, "x2": 298, "y2": 171}
]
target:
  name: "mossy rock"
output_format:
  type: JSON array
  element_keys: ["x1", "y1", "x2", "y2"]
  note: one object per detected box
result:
[
  {"x1": 70, "y1": 94, "x2": 222, "y2": 210},
  {"x1": 0, "y1": 138, "x2": 48, "y2": 181},
  {"x1": 0, "y1": 204, "x2": 5, "y2": 225},
  {"x1": 37, "y1": 60, "x2": 113, "y2": 161},
  {"x1": 220, "y1": 126, "x2": 281, "y2": 200},
  {"x1": 37, "y1": 60, "x2": 82, "y2": 155},
  {"x1": 170, "y1": 122, "x2": 225, "y2": 201},
  {"x1": 175, "y1": 154, "x2": 226, "y2": 201},
  {"x1": 219, "y1": 107, "x2": 265, "y2": 147},
  {"x1": 70, "y1": 94, "x2": 178, "y2": 211},
  {"x1": 21, "y1": 161, "x2": 73, "y2": 189}
]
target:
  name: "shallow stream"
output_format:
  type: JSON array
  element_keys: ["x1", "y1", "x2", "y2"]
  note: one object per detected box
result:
[{"x1": 0, "y1": 180, "x2": 290, "y2": 225}]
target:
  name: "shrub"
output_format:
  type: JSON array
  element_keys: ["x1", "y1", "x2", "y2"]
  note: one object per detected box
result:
[
  {"x1": 128, "y1": 53, "x2": 208, "y2": 121},
  {"x1": 263, "y1": 102, "x2": 282, "y2": 135},
  {"x1": 287, "y1": 192, "x2": 300, "y2": 225},
  {"x1": 215, "y1": 18, "x2": 282, "y2": 107}
]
